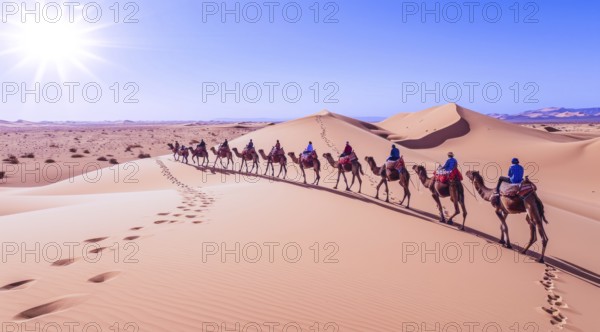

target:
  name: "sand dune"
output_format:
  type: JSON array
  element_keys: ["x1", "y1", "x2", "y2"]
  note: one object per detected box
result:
[{"x1": 1, "y1": 105, "x2": 599, "y2": 331}]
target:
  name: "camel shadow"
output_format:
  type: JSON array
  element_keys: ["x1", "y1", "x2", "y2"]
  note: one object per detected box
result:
[{"x1": 168, "y1": 158, "x2": 600, "y2": 287}]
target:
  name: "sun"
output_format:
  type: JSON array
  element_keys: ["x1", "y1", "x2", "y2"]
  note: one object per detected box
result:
[
  {"x1": 1, "y1": 19, "x2": 106, "y2": 80},
  {"x1": 20, "y1": 22, "x2": 86, "y2": 62}
]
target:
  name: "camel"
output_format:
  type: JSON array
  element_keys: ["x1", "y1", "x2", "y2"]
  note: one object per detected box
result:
[
  {"x1": 232, "y1": 147, "x2": 259, "y2": 173},
  {"x1": 167, "y1": 143, "x2": 180, "y2": 161},
  {"x1": 189, "y1": 146, "x2": 210, "y2": 167},
  {"x1": 210, "y1": 146, "x2": 234, "y2": 170},
  {"x1": 412, "y1": 165, "x2": 467, "y2": 230},
  {"x1": 288, "y1": 151, "x2": 321, "y2": 185},
  {"x1": 364, "y1": 156, "x2": 411, "y2": 208},
  {"x1": 259, "y1": 148, "x2": 287, "y2": 178},
  {"x1": 167, "y1": 143, "x2": 190, "y2": 164},
  {"x1": 465, "y1": 170, "x2": 549, "y2": 263},
  {"x1": 322, "y1": 152, "x2": 364, "y2": 192}
]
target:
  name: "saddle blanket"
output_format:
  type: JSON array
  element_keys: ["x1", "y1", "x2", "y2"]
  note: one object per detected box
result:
[{"x1": 500, "y1": 182, "x2": 536, "y2": 197}]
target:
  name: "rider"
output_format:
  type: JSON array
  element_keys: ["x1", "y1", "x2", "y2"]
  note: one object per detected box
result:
[
  {"x1": 175, "y1": 141, "x2": 180, "y2": 151},
  {"x1": 340, "y1": 141, "x2": 353, "y2": 157},
  {"x1": 495, "y1": 158, "x2": 524, "y2": 194},
  {"x1": 442, "y1": 152, "x2": 457, "y2": 172},
  {"x1": 221, "y1": 139, "x2": 229, "y2": 150},
  {"x1": 440, "y1": 152, "x2": 462, "y2": 182},
  {"x1": 386, "y1": 144, "x2": 403, "y2": 173},
  {"x1": 198, "y1": 139, "x2": 206, "y2": 150},
  {"x1": 304, "y1": 141, "x2": 314, "y2": 154},
  {"x1": 246, "y1": 139, "x2": 254, "y2": 150},
  {"x1": 387, "y1": 144, "x2": 400, "y2": 161},
  {"x1": 272, "y1": 139, "x2": 282, "y2": 156}
]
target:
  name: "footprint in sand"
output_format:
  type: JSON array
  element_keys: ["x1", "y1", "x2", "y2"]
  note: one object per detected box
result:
[
  {"x1": 157, "y1": 212, "x2": 170, "y2": 216},
  {"x1": 130, "y1": 226, "x2": 144, "y2": 231},
  {"x1": 154, "y1": 220, "x2": 168, "y2": 224},
  {"x1": 84, "y1": 237, "x2": 108, "y2": 243},
  {"x1": 52, "y1": 257, "x2": 78, "y2": 267},
  {"x1": 185, "y1": 215, "x2": 196, "y2": 218},
  {"x1": 88, "y1": 271, "x2": 120, "y2": 283},
  {"x1": 14, "y1": 295, "x2": 88, "y2": 320},
  {"x1": 123, "y1": 236, "x2": 140, "y2": 241},
  {"x1": 88, "y1": 247, "x2": 107, "y2": 254},
  {"x1": 192, "y1": 221, "x2": 204, "y2": 224},
  {"x1": 1, "y1": 279, "x2": 35, "y2": 291}
]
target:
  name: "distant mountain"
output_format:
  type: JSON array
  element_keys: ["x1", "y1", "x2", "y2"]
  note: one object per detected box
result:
[{"x1": 489, "y1": 107, "x2": 600, "y2": 123}]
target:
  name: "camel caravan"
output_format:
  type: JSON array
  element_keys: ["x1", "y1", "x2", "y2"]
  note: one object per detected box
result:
[{"x1": 167, "y1": 139, "x2": 550, "y2": 263}]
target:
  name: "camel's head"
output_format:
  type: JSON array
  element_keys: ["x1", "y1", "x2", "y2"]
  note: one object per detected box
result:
[
  {"x1": 465, "y1": 170, "x2": 481, "y2": 182},
  {"x1": 287, "y1": 152, "x2": 295, "y2": 157},
  {"x1": 167, "y1": 143, "x2": 173, "y2": 149},
  {"x1": 323, "y1": 152, "x2": 332, "y2": 158},
  {"x1": 412, "y1": 164, "x2": 425, "y2": 174},
  {"x1": 364, "y1": 156, "x2": 373, "y2": 163}
]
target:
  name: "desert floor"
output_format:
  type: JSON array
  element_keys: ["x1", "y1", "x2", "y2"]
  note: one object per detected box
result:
[{"x1": 1, "y1": 105, "x2": 599, "y2": 331}]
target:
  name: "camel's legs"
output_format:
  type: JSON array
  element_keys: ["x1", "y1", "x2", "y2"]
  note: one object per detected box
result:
[
  {"x1": 375, "y1": 179, "x2": 383, "y2": 199},
  {"x1": 432, "y1": 193, "x2": 445, "y2": 222},
  {"x1": 301, "y1": 166, "x2": 307, "y2": 184},
  {"x1": 281, "y1": 164, "x2": 287, "y2": 178},
  {"x1": 384, "y1": 179, "x2": 390, "y2": 202},
  {"x1": 399, "y1": 181, "x2": 410, "y2": 208},
  {"x1": 340, "y1": 169, "x2": 350, "y2": 190},
  {"x1": 521, "y1": 215, "x2": 537, "y2": 256},
  {"x1": 313, "y1": 168, "x2": 320, "y2": 185},
  {"x1": 446, "y1": 196, "x2": 460, "y2": 226},
  {"x1": 529, "y1": 207, "x2": 549, "y2": 263},
  {"x1": 459, "y1": 198, "x2": 467, "y2": 230},
  {"x1": 537, "y1": 223, "x2": 549, "y2": 263},
  {"x1": 349, "y1": 171, "x2": 360, "y2": 193},
  {"x1": 494, "y1": 209, "x2": 511, "y2": 248}
]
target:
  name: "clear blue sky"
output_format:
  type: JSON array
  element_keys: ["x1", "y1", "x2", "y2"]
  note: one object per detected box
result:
[{"x1": 0, "y1": 0, "x2": 598, "y2": 121}]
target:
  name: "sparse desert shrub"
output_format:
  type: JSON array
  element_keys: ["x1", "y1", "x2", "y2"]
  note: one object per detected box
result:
[
  {"x1": 109, "y1": 158, "x2": 119, "y2": 165},
  {"x1": 71, "y1": 154, "x2": 85, "y2": 158},
  {"x1": 45, "y1": 159, "x2": 56, "y2": 163},
  {"x1": 21, "y1": 153, "x2": 35, "y2": 158},
  {"x1": 107, "y1": 154, "x2": 114, "y2": 157},
  {"x1": 49, "y1": 143, "x2": 59, "y2": 148},
  {"x1": 544, "y1": 126, "x2": 561, "y2": 133},
  {"x1": 125, "y1": 144, "x2": 143, "y2": 152},
  {"x1": 0, "y1": 171, "x2": 4, "y2": 179},
  {"x1": 97, "y1": 156, "x2": 108, "y2": 161},
  {"x1": 138, "y1": 153, "x2": 151, "y2": 159},
  {"x1": 69, "y1": 148, "x2": 77, "y2": 153},
  {"x1": 190, "y1": 140, "x2": 199, "y2": 144},
  {"x1": 83, "y1": 149, "x2": 90, "y2": 154}
]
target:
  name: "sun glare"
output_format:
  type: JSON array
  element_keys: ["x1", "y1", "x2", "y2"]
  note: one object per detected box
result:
[
  {"x1": 20, "y1": 22, "x2": 85, "y2": 62},
  {"x1": 1, "y1": 19, "x2": 106, "y2": 80}
]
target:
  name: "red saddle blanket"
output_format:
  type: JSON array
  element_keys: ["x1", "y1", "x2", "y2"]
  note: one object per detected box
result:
[
  {"x1": 386, "y1": 157, "x2": 405, "y2": 170},
  {"x1": 301, "y1": 151, "x2": 317, "y2": 164},
  {"x1": 242, "y1": 148, "x2": 255, "y2": 156},
  {"x1": 434, "y1": 168, "x2": 462, "y2": 184},
  {"x1": 218, "y1": 146, "x2": 230, "y2": 154},
  {"x1": 339, "y1": 152, "x2": 357, "y2": 165},
  {"x1": 500, "y1": 182, "x2": 536, "y2": 197}
]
